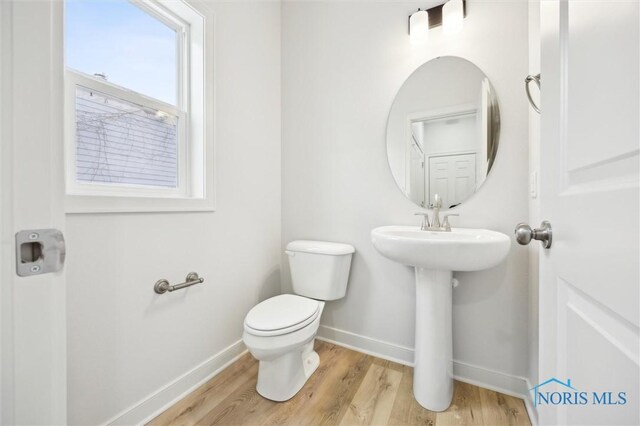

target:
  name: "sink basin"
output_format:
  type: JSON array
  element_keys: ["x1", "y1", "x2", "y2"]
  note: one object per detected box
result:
[
  {"x1": 370, "y1": 225, "x2": 511, "y2": 412},
  {"x1": 371, "y1": 226, "x2": 511, "y2": 271}
]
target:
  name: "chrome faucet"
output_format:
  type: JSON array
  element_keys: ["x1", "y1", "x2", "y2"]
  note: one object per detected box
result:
[
  {"x1": 414, "y1": 194, "x2": 459, "y2": 232},
  {"x1": 431, "y1": 193, "x2": 442, "y2": 228}
]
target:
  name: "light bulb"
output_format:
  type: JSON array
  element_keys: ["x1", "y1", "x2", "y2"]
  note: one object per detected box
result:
[
  {"x1": 409, "y1": 9, "x2": 429, "y2": 45},
  {"x1": 443, "y1": 0, "x2": 464, "y2": 35}
]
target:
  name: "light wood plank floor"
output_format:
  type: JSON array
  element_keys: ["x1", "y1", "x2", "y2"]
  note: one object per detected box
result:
[{"x1": 149, "y1": 341, "x2": 530, "y2": 426}]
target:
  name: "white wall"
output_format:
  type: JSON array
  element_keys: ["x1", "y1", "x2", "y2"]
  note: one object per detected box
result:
[
  {"x1": 421, "y1": 116, "x2": 477, "y2": 155},
  {"x1": 282, "y1": 0, "x2": 530, "y2": 390},
  {"x1": 65, "y1": 1, "x2": 281, "y2": 424}
]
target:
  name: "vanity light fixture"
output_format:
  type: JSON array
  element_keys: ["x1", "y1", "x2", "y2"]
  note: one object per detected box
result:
[
  {"x1": 443, "y1": 0, "x2": 464, "y2": 35},
  {"x1": 408, "y1": 0, "x2": 466, "y2": 44},
  {"x1": 409, "y1": 9, "x2": 429, "y2": 45}
]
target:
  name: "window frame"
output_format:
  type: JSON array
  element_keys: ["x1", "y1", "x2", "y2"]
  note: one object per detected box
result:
[{"x1": 63, "y1": 0, "x2": 213, "y2": 213}]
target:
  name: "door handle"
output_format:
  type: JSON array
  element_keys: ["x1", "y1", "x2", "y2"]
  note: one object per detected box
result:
[{"x1": 514, "y1": 221, "x2": 552, "y2": 249}]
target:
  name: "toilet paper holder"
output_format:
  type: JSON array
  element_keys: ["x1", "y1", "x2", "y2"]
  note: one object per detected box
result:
[{"x1": 154, "y1": 272, "x2": 204, "y2": 294}]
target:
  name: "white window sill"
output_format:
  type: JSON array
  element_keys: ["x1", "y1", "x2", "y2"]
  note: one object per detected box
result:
[{"x1": 65, "y1": 191, "x2": 215, "y2": 214}]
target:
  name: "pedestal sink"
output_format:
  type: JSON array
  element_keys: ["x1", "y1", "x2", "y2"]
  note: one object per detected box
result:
[{"x1": 370, "y1": 226, "x2": 511, "y2": 411}]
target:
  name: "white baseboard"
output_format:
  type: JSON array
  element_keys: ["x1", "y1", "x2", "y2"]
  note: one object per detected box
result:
[
  {"x1": 317, "y1": 325, "x2": 414, "y2": 366},
  {"x1": 317, "y1": 324, "x2": 537, "y2": 424},
  {"x1": 453, "y1": 359, "x2": 528, "y2": 397},
  {"x1": 523, "y1": 377, "x2": 538, "y2": 425},
  {"x1": 106, "y1": 340, "x2": 247, "y2": 426}
]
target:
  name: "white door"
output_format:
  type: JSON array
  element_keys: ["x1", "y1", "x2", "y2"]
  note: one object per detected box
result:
[
  {"x1": 1, "y1": 1, "x2": 67, "y2": 424},
  {"x1": 429, "y1": 153, "x2": 476, "y2": 208},
  {"x1": 537, "y1": 1, "x2": 639, "y2": 425}
]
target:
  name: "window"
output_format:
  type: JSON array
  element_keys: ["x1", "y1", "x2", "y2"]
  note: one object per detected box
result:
[
  {"x1": 64, "y1": 0, "x2": 210, "y2": 212},
  {"x1": 66, "y1": 0, "x2": 178, "y2": 105},
  {"x1": 74, "y1": 86, "x2": 179, "y2": 189}
]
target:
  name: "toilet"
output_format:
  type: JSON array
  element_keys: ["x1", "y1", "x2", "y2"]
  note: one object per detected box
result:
[{"x1": 242, "y1": 240, "x2": 355, "y2": 401}]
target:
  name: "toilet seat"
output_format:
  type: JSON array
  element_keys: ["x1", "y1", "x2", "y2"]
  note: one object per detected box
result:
[{"x1": 244, "y1": 294, "x2": 320, "y2": 337}]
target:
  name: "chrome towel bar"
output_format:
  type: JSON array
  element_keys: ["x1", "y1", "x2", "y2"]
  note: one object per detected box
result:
[
  {"x1": 154, "y1": 272, "x2": 204, "y2": 294},
  {"x1": 525, "y1": 73, "x2": 541, "y2": 114}
]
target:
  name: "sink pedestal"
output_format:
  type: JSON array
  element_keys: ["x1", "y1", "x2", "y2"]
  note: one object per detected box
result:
[
  {"x1": 413, "y1": 268, "x2": 453, "y2": 411},
  {"x1": 371, "y1": 226, "x2": 511, "y2": 411}
]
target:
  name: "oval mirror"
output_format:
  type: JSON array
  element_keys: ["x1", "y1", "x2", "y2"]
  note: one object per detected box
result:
[{"x1": 386, "y1": 56, "x2": 500, "y2": 209}]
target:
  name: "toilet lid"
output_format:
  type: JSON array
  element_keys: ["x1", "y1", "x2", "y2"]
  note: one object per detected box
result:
[{"x1": 245, "y1": 294, "x2": 320, "y2": 333}]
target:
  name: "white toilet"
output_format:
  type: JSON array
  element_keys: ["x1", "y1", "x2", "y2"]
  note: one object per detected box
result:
[{"x1": 242, "y1": 240, "x2": 355, "y2": 401}]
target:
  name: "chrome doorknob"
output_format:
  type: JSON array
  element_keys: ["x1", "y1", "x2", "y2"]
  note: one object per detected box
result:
[{"x1": 514, "y1": 221, "x2": 552, "y2": 249}]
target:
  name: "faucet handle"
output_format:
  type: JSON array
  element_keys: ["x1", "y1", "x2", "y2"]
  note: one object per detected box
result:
[
  {"x1": 442, "y1": 214, "x2": 459, "y2": 231},
  {"x1": 414, "y1": 212, "x2": 431, "y2": 230}
]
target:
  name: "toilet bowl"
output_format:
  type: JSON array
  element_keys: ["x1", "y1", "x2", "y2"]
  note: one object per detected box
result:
[
  {"x1": 243, "y1": 295, "x2": 325, "y2": 401},
  {"x1": 242, "y1": 240, "x2": 354, "y2": 401}
]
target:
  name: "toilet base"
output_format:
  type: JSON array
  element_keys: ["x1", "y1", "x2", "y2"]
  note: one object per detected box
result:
[{"x1": 256, "y1": 340, "x2": 319, "y2": 402}]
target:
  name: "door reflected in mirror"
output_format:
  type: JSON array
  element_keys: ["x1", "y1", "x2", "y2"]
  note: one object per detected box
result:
[{"x1": 386, "y1": 56, "x2": 500, "y2": 209}]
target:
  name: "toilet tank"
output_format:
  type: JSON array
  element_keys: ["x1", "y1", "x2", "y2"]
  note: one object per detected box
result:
[{"x1": 285, "y1": 240, "x2": 355, "y2": 301}]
